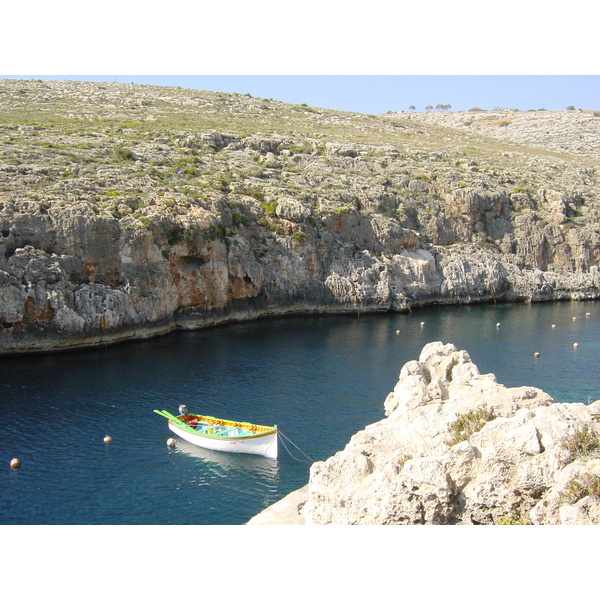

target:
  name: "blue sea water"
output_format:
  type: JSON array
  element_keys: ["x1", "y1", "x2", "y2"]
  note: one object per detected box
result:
[{"x1": 1, "y1": 300, "x2": 599, "y2": 525}]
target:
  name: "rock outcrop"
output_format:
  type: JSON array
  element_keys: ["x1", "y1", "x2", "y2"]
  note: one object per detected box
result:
[
  {"x1": 1, "y1": 80, "x2": 599, "y2": 353},
  {"x1": 402, "y1": 108, "x2": 600, "y2": 158},
  {"x1": 248, "y1": 342, "x2": 600, "y2": 525}
]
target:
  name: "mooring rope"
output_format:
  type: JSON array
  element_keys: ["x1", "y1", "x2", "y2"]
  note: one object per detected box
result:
[{"x1": 279, "y1": 431, "x2": 314, "y2": 463}]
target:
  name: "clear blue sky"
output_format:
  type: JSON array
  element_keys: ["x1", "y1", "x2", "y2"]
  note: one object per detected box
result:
[
  {"x1": 2, "y1": 3, "x2": 598, "y2": 115},
  {"x1": 2, "y1": 75, "x2": 599, "y2": 115}
]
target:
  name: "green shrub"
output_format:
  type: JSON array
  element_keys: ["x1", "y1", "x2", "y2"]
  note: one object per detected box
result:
[
  {"x1": 447, "y1": 407, "x2": 496, "y2": 445},
  {"x1": 237, "y1": 187, "x2": 265, "y2": 202},
  {"x1": 217, "y1": 175, "x2": 232, "y2": 192},
  {"x1": 135, "y1": 216, "x2": 152, "y2": 229},
  {"x1": 560, "y1": 426, "x2": 600, "y2": 463},
  {"x1": 112, "y1": 146, "x2": 135, "y2": 162},
  {"x1": 511, "y1": 187, "x2": 533, "y2": 195},
  {"x1": 292, "y1": 232, "x2": 308, "y2": 243},
  {"x1": 560, "y1": 473, "x2": 600, "y2": 504},
  {"x1": 496, "y1": 514, "x2": 528, "y2": 525},
  {"x1": 288, "y1": 143, "x2": 313, "y2": 155},
  {"x1": 166, "y1": 229, "x2": 183, "y2": 246},
  {"x1": 232, "y1": 213, "x2": 250, "y2": 227},
  {"x1": 261, "y1": 201, "x2": 278, "y2": 217}
]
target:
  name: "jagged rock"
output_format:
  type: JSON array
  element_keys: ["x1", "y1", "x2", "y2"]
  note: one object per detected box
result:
[
  {"x1": 274, "y1": 197, "x2": 312, "y2": 222},
  {"x1": 248, "y1": 342, "x2": 600, "y2": 525}
]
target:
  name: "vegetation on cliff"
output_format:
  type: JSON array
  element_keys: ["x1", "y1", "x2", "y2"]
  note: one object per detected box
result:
[{"x1": 0, "y1": 79, "x2": 599, "y2": 353}]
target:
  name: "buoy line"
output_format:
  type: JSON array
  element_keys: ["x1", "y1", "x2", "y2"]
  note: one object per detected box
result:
[{"x1": 279, "y1": 431, "x2": 313, "y2": 463}]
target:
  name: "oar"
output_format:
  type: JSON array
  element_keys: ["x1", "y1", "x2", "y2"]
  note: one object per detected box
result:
[
  {"x1": 153, "y1": 409, "x2": 177, "y2": 420},
  {"x1": 153, "y1": 410, "x2": 197, "y2": 432}
]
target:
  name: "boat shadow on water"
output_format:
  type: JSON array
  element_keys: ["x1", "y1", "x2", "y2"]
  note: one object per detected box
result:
[{"x1": 170, "y1": 438, "x2": 281, "y2": 481}]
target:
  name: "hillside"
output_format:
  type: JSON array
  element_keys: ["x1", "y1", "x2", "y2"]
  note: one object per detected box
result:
[{"x1": 0, "y1": 79, "x2": 599, "y2": 353}]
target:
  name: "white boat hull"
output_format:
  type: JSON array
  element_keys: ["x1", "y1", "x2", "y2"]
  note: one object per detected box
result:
[{"x1": 168, "y1": 421, "x2": 278, "y2": 459}]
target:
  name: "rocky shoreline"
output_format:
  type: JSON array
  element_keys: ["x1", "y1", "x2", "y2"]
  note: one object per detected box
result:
[
  {"x1": 248, "y1": 342, "x2": 600, "y2": 525},
  {"x1": 1, "y1": 80, "x2": 599, "y2": 354}
]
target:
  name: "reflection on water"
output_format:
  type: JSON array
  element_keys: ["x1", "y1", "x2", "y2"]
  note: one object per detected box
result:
[{"x1": 172, "y1": 439, "x2": 280, "y2": 481}]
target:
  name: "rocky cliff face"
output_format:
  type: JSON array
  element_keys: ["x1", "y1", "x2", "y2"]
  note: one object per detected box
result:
[
  {"x1": 0, "y1": 80, "x2": 599, "y2": 353},
  {"x1": 248, "y1": 342, "x2": 600, "y2": 525}
]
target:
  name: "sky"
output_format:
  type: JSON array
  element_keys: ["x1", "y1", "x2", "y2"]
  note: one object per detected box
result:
[
  {"x1": 1, "y1": 74, "x2": 598, "y2": 114},
  {"x1": 2, "y1": 1, "x2": 599, "y2": 116}
]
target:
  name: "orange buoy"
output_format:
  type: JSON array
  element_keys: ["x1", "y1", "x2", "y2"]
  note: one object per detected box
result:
[
  {"x1": 103, "y1": 435, "x2": 112, "y2": 443},
  {"x1": 10, "y1": 458, "x2": 21, "y2": 469}
]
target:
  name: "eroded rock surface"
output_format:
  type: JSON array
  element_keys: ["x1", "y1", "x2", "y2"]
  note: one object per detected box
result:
[{"x1": 248, "y1": 342, "x2": 600, "y2": 525}]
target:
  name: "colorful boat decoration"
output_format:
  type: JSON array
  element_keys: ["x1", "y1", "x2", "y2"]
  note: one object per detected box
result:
[{"x1": 154, "y1": 406, "x2": 278, "y2": 459}]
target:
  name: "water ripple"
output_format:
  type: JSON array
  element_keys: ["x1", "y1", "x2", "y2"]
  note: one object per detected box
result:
[{"x1": 1, "y1": 301, "x2": 598, "y2": 524}]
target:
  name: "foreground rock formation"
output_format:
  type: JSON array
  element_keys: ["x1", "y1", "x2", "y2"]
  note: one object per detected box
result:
[
  {"x1": 248, "y1": 342, "x2": 600, "y2": 525},
  {"x1": 1, "y1": 80, "x2": 599, "y2": 353}
]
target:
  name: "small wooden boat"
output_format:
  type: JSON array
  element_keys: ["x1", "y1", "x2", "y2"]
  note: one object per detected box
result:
[{"x1": 154, "y1": 407, "x2": 278, "y2": 459}]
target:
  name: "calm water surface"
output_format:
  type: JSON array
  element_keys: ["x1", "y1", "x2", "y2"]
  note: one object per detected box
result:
[{"x1": 1, "y1": 301, "x2": 599, "y2": 525}]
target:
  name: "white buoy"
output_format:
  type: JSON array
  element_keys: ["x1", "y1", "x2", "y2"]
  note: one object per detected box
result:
[
  {"x1": 573, "y1": 343, "x2": 579, "y2": 348},
  {"x1": 586, "y1": 313, "x2": 591, "y2": 317},
  {"x1": 10, "y1": 458, "x2": 21, "y2": 469},
  {"x1": 534, "y1": 352, "x2": 540, "y2": 357},
  {"x1": 103, "y1": 435, "x2": 112, "y2": 443},
  {"x1": 167, "y1": 438, "x2": 176, "y2": 447},
  {"x1": 420, "y1": 322, "x2": 425, "y2": 327},
  {"x1": 395, "y1": 330, "x2": 401, "y2": 335},
  {"x1": 496, "y1": 322, "x2": 501, "y2": 327},
  {"x1": 551, "y1": 324, "x2": 556, "y2": 328},
  {"x1": 573, "y1": 316, "x2": 577, "y2": 321}
]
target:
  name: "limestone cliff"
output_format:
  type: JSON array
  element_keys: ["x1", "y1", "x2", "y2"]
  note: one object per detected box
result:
[
  {"x1": 248, "y1": 342, "x2": 600, "y2": 525},
  {"x1": 1, "y1": 80, "x2": 599, "y2": 353}
]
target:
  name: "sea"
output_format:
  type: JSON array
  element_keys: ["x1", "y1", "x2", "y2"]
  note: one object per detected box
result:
[{"x1": 1, "y1": 300, "x2": 599, "y2": 525}]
